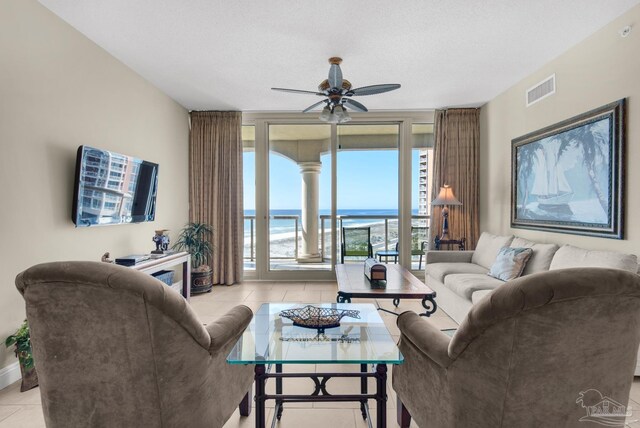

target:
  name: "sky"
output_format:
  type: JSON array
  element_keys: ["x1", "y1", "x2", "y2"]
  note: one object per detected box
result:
[{"x1": 243, "y1": 150, "x2": 423, "y2": 211}]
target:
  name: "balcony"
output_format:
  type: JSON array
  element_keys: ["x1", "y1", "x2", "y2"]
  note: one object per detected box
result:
[{"x1": 244, "y1": 214, "x2": 429, "y2": 271}]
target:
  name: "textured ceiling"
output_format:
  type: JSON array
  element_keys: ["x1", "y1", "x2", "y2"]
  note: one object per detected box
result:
[{"x1": 39, "y1": 0, "x2": 640, "y2": 111}]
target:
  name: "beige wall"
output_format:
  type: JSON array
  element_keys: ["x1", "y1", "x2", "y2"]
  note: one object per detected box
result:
[
  {"x1": 0, "y1": 1, "x2": 189, "y2": 370},
  {"x1": 480, "y1": 4, "x2": 640, "y2": 255}
]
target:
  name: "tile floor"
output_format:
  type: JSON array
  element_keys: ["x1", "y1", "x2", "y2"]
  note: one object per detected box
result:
[{"x1": 0, "y1": 280, "x2": 639, "y2": 427}]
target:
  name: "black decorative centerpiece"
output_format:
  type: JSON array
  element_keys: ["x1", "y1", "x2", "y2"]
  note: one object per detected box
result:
[{"x1": 280, "y1": 305, "x2": 361, "y2": 333}]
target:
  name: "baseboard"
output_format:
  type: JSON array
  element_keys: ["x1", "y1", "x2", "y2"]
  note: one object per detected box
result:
[{"x1": 0, "y1": 362, "x2": 21, "y2": 390}]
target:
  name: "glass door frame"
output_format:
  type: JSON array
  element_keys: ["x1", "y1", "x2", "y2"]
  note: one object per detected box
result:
[{"x1": 242, "y1": 111, "x2": 434, "y2": 281}]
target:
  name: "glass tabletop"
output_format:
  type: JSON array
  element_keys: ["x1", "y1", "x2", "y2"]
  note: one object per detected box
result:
[{"x1": 227, "y1": 303, "x2": 403, "y2": 365}]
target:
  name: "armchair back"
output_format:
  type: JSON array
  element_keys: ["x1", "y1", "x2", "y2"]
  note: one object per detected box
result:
[
  {"x1": 448, "y1": 267, "x2": 640, "y2": 426},
  {"x1": 15, "y1": 261, "x2": 250, "y2": 427}
]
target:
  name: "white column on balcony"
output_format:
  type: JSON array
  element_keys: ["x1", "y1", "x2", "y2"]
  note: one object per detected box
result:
[{"x1": 297, "y1": 161, "x2": 322, "y2": 263}]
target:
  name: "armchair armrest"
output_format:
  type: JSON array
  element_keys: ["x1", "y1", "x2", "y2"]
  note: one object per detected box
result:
[
  {"x1": 397, "y1": 311, "x2": 454, "y2": 368},
  {"x1": 205, "y1": 305, "x2": 253, "y2": 355},
  {"x1": 425, "y1": 250, "x2": 474, "y2": 265}
]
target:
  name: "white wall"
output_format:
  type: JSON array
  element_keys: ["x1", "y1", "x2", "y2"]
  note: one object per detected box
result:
[
  {"x1": 0, "y1": 0, "x2": 189, "y2": 371},
  {"x1": 480, "y1": 4, "x2": 640, "y2": 255}
]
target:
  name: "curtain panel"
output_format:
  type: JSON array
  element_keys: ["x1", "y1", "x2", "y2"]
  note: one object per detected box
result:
[
  {"x1": 430, "y1": 108, "x2": 480, "y2": 249},
  {"x1": 189, "y1": 111, "x2": 243, "y2": 285}
]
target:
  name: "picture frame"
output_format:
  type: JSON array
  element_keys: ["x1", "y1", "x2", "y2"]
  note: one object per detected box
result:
[{"x1": 511, "y1": 99, "x2": 625, "y2": 239}]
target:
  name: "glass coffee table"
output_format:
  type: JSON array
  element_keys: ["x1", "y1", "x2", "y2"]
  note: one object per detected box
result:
[{"x1": 227, "y1": 303, "x2": 403, "y2": 428}]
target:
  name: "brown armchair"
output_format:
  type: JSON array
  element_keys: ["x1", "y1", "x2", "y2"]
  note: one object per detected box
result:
[
  {"x1": 393, "y1": 268, "x2": 640, "y2": 428},
  {"x1": 16, "y1": 261, "x2": 254, "y2": 428}
]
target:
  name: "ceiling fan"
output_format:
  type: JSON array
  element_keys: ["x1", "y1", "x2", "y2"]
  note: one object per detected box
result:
[{"x1": 271, "y1": 57, "x2": 401, "y2": 123}]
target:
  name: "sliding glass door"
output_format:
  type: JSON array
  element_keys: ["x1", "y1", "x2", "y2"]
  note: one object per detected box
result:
[
  {"x1": 267, "y1": 124, "x2": 332, "y2": 272},
  {"x1": 242, "y1": 112, "x2": 433, "y2": 280},
  {"x1": 336, "y1": 124, "x2": 399, "y2": 265}
]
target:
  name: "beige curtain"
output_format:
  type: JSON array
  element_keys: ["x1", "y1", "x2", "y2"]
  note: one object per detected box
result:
[
  {"x1": 189, "y1": 111, "x2": 243, "y2": 285},
  {"x1": 430, "y1": 109, "x2": 480, "y2": 249}
]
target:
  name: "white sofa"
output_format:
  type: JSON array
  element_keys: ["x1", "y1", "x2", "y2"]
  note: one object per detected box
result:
[{"x1": 425, "y1": 232, "x2": 640, "y2": 373}]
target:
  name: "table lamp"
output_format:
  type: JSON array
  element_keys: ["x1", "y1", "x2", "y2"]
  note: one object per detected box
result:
[{"x1": 431, "y1": 184, "x2": 462, "y2": 240}]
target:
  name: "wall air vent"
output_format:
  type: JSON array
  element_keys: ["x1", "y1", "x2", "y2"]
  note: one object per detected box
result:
[{"x1": 526, "y1": 74, "x2": 556, "y2": 107}]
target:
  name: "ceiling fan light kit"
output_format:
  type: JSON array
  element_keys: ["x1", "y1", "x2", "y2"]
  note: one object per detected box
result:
[{"x1": 272, "y1": 57, "x2": 401, "y2": 123}]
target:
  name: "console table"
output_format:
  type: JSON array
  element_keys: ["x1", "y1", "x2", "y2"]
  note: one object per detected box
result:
[
  {"x1": 131, "y1": 252, "x2": 191, "y2": 300},
  {"x1": 434, "y1": 236, "x2": 466, "y2": 251}
]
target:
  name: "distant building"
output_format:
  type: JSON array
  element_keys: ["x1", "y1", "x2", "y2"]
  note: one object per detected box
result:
[{"x1": 418, "y1": 149, "x2": 430, "y2": 215}]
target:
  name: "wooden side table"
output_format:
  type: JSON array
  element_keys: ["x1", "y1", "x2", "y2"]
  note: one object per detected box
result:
[{"x1": 434, "y1": 236, "x2": 466, "y2": 251}]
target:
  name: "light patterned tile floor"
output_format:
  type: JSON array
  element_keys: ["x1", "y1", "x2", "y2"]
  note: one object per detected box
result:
[{"x1": 1, "y1": 280, "x2": 639, "y2": 428}]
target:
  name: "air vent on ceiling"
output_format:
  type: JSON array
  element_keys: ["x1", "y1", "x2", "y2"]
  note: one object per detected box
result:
[{"x1": 526, "y1": 74, "x2": 556, "y2": 107}]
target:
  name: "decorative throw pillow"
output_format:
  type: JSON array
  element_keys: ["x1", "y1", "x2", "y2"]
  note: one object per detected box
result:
[{"x1": 487, "y1": 247, "x2": 534, "y2": 281}]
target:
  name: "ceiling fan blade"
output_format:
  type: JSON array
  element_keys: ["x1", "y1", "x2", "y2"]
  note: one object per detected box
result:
[
  {"x1": 272, "y1": 87, "x2": 324, "y2": 96},
  {"x1": 302, "y1": 100, "x2": 327, "y2": 113},
  {"x1": 343, "y1": 98, "x2": 368, "y2": 112},
  {"x1": 328, "y1": 64, "x2": 343, "y2": 89},
  {"x1": 349, "y1": 84, "x2": 401, "y2": 96}
]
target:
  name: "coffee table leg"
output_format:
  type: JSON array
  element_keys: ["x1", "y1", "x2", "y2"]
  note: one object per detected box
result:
[
  {"x1": 420, "y1": 295, "x2": 438, "y2": 317},
  {"x1": 275, "y1": 364, "x2": 284, "y2": 420},
  {"x1": 376, "y1": 364, "x2": 387, "y2": 428},
  {"x1": 255, "y1": 364, "x2": 266, "y2": 428},
  {"x1": 360, "y1": 364, "x2": 368, "y2": 420},
  {"x1": 337, "y1": 292, "x2": 352, "y2": 303}
]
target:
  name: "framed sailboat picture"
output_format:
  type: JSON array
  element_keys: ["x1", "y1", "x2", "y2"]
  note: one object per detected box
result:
[{"x1": 511, "y1": 99, "x2": 625, "y2": 239}]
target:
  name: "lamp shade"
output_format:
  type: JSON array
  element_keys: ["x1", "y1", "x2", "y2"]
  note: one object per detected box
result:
[{"x1": 431, "y1": 184, "x2": 462, "y2": 206}]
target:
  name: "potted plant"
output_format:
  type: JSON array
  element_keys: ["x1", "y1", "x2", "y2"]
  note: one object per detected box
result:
[
  {"x1": 173, "y1": 222, "x2": 214, "y2": 294},
  {"x1": 5, "y1": 320, "x2": 38, "y2": 392}
]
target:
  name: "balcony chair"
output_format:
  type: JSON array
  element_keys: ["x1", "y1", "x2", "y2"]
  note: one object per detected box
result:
[
  {"x1": 15, "y1": 261, "x2": 254, "y2": 428},
  {"x1": 341, "y1": 226, "x2": 373, "y2": 263},
  {"x1": 393, "y1": 268, "x2": 640, "y2": 428}
]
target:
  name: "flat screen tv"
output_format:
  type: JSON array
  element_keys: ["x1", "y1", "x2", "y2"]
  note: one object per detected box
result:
[{"x1": 72, "y1": 145, "x2": 159, "y2": 227}]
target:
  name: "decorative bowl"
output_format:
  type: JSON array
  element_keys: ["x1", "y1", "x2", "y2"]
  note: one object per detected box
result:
[{"x1": 279, "y1": 305, "x2": 361, "y2": 333}]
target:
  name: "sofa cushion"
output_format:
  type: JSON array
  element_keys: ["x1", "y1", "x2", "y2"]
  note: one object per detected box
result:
[
  {"x1": 471, "y1": 232, "x2": 514, "y2": 269},
  {"x1": 444, "y1": 273, "x2": 504, "y2": 300},
  {"x1": 549, "y1": 244, "x2": 638, "y2": 273},
  {"x1": 488, "y1": 247, "x2": 533, "y2": 281},
  {"x1": 471, "y1": 289, "x2": 494, "y2": 305},
  {"x1": 426, "y1": 263, "x2": 488, "y2": 283},
  {"x1": 510, "y1": 237, "x2": 559, "y2": 275}
]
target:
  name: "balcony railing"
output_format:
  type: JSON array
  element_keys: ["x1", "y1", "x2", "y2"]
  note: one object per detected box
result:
[
  {"x1": 243, "y1": 215, "x2": 299, "y2": 261},
  {"x1": 244, "y1": 214, "x2": 429, "y2": 263}
]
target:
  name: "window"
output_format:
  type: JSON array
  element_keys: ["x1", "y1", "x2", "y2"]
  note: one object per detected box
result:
[
  {"x1": 411, "y1": 123, "x2": 434, "y2": 269},
  {"x1": 242, "y1": 125, "x2": 256, "y2": 271}
]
